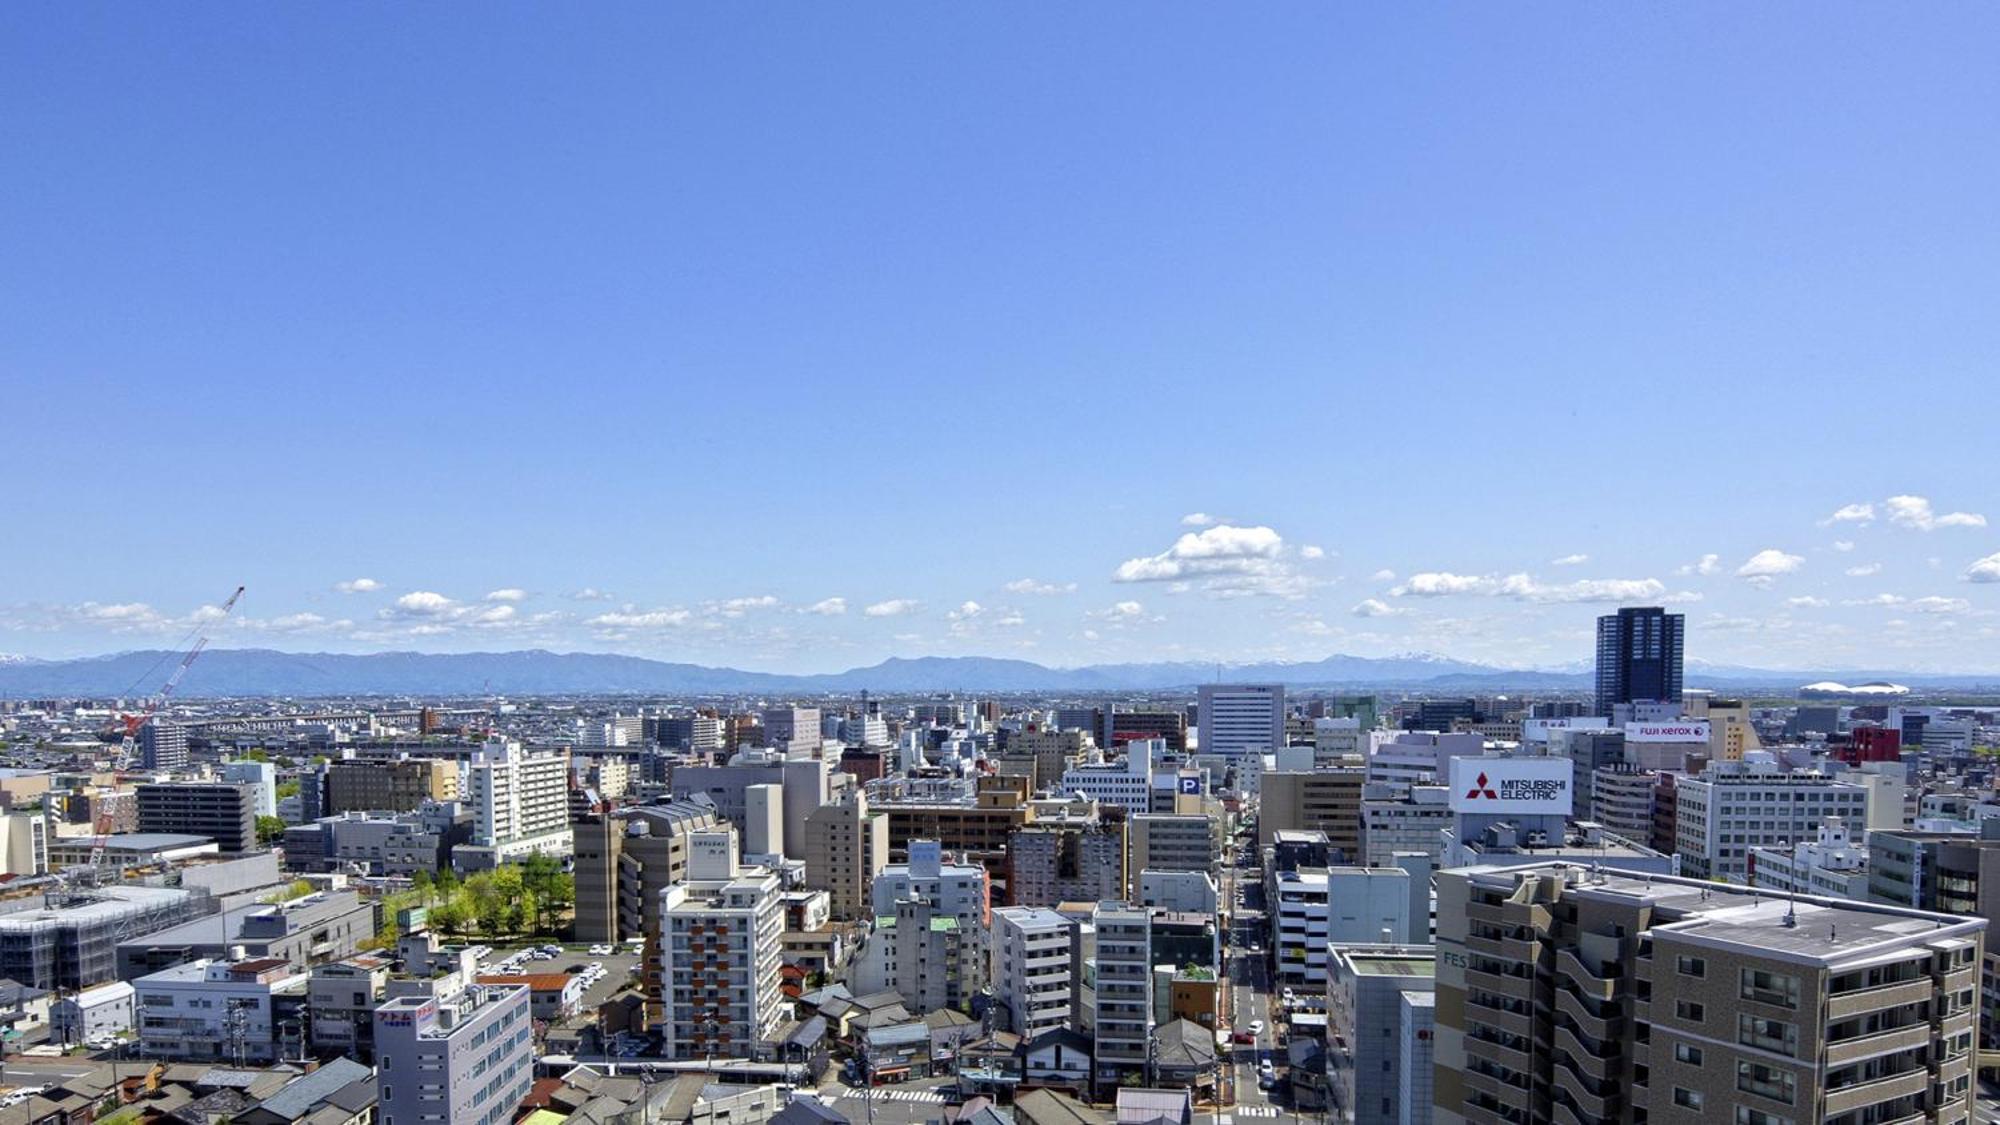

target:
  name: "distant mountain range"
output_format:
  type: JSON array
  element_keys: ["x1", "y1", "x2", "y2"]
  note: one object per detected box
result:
[{"x1": 0, "y1": 647, "x2": 1996, "y2": 698}]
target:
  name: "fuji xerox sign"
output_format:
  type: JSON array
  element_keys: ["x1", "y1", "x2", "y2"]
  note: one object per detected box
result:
[
  {"x1": 1448, "y1": 757, "x2": 1574, "y2": 815},
  {"x1": 1624, "y1": 721, "x2": 1711, "y2": 744}
]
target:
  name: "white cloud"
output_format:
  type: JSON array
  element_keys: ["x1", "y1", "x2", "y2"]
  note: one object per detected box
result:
[
  {"x1": 1736, "y1": 549, "x2": 1804, "y2": 580},
  {"x1": 1832, "y1": 541, "x2": 1855, "y2": 552},
  {"x1": 1391, "y1": 572, "x2": 1666, "y2": 604},
  {"x1": 1886, "y1": 495, "x2": 1987, "y2": 531},
  {"x1": 1966, "y1": 552, "x2": 2000, "y2": 584},
  {"x1": 1084, "y1": 600, "x2": 1159, "y2": 628},
  {"x1": 1370, "y1": 569, "x2": 1397, "y2": 582},
  {"x1": 371, "y1": 590, "x2": 542, "y2": 632},
  {"x1": 948, "y1": 601, "x2": 984, "y2": 621},
  {"x1": 586, "y1": 608, "x2": 692, "y2": 629},
  {"x1": 1843, "y1": 594, "x2": 1905, "y2": 607},
  {"x1": 484, "y1": 588, "x2": 528, "y2": 603},
  {"x1": 333, "y1": 578, "x2": 382, "y2": 594},
  {"x1": 1004, "y1": 578, "x2": 1076, "y2": 596},
  {"x1": 1784, "y1": 596, "x2": 1830, "y2": 608},
  {"x1": 1844, "y1": 563, "x2": 1882, "y2": 577},
  {"x1": 1180, "y1": 512, "x2": 1217, "y2": 527},
  {"x1": 1113, "y1": 524, "x2": 1309, "y2": 598},
  {"x1": 1822, "y1": 503, "x2": 1875, "y2": 526},
  {"x1": 1395, "y1": 572, "x2": 1491, "y2": 597},
  {"x1": 713, "y1": 595, "x2": 780, "y2": 618},
  {"x1": 1675, "y1": 554, "x2": 1721, "y2": 576},
  {"x1": 1550, "y1": 554, "x2": 1589, "y2": 567},
  {"x1": 1352, "y1": 598, "x2": 1402, "y2": 618},
  {"x1": 864, "y1": 599, "x2": 920, "y2": 618},
  {"x1": 566, "y1": 587, "x2": 615, "y2": 601},
  {"x1": 1301, "y1": 545, "x2": 1327, "y2": 560},
  {"x1": 805, "y1": 597, "x2": 848, "y2": 616},
  {"x1": 1910, "y1": 596, "x2": 1971, "y2": 614},
  {"x1": 388, "y1": 591, "x2": 456, "y2": 617}
]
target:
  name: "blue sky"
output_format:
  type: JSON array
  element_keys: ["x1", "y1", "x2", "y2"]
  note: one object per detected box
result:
[{"x1": 5, "y1": 4, "x2": 1998, "y2": 672}]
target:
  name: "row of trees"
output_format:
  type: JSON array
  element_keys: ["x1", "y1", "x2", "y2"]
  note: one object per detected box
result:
[{"x1": 409, "y1": 854, "x2": 575, "y2": 939}]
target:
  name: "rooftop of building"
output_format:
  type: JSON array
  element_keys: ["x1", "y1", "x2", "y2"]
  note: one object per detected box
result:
[
  {"x1": 51, "y1": 833, "x2": 214, "y2": 851},
  {"x1": 1457, "y1": 862, "x2": 1986, "y2": 965}
]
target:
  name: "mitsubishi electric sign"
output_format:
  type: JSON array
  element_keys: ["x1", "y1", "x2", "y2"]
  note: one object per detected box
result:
[
  {"x1": 1625, "y1": 721, "x2": 1711, "y2": 744},
  {"x1": 1448, "y1": 757, "x2": 1574, "y2": 816}
]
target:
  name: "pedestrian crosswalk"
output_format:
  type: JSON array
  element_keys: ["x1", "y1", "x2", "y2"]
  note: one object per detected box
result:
[
  {"x1": 818, "y1": 1085, "x2": 950, "y2": 1105},
  {"x1": 1235, "y1": 1107, "x2": 1280, "y2": 1118},
  {"x1": 877, "y1": 1088, "x2": 950, "y2": 1103}
]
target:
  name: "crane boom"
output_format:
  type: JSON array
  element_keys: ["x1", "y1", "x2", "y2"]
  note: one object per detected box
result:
[{"x1": 93, "y1": 585, "x2": 245, "y2": 871}]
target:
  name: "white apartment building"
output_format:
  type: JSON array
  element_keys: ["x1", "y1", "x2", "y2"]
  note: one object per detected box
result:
[
  {"x1": 1057, "y1": 747, "x2": 1154, "y2": 814},
  {"x1": 1360, "y1": 781, "x2": 1451, "y2": 866},
  {"x1": 1364, "y1": 730, "x2": 1484, "y2": 787},
  {"x1": 852, "y1": 895, "x2": 980, "y2": 1015},
  {"x1": 1326, "y1": 944, "x2": 1436, "y2": 1125},
  {"x1": 1093, "y1": 904, "x2": 1152, "y2": 1087},
  {"x1": 1748, "y1": 816, "x2": 1871, "y2": 900},
  {"x1": 870, "y1": 840, "x2": 989, "y2": 935},
  {"x1": 135, "y1": 957, "x2": 308, "y2": 1064},
  {"x1": 1674, "y1": 760, "x2": 1870, "y2": 882},
  {"x1": 1137, "y1": 870, "x2": 1219, "y2": 913},
  {"x1": 1589, "y1": 767, "x2": 1659, "y2": 841},
  {"x1": 1197, "y1": 683, "x2": 1285, "y2": 757},
  {"x1": 992, "y1": 907, "x2": 1079, "y2": 1038},
  {"x1": 762, "y1": 706, "x2": 823, "y2": 754},
  {"x1": 374, "y1": 981, "x2": 533, "y2": 1125},
  {"x1": 1313, "y1": 716, "x2": 1366, "y2": 766},
  {"x1": 661, "y1": 828, "x2": 786, "y2": 1060},
  {"x1": 1271, "y1": 867, "x2": 1413, "y2": 987},
  {"x1": 220, "y1": 760, "x2": 279, "y2": 817},
  {"x1": 0, "y1": 813, "x2": 48, "y2": 877},
  {"x1": 464, "y1": 738, "x2": 572, "y2": 862}
]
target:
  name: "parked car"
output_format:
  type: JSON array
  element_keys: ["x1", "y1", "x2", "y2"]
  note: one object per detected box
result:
[{"x1": 1232, "y1": 1030, "x2": 1255, "y2": 1044}]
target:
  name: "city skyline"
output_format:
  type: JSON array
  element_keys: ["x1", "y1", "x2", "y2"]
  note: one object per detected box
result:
[{"x1": 6, "y1": 5, "x2": 1998, "y2": 671}]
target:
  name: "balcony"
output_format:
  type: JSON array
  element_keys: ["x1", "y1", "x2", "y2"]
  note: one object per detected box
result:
[
  {"x1": 1553, "y1": 1020, "x2": 1617, "y2": 1065},
  {"x1": 1825, "y1": 1022, "x2": 1932, "y2": 1068},
  {"x1": 1821, "y1": 1067, "x2": 1930, "y2": 1117},
  {"x1": 1555, "y1": 949, "x2": 1618, "y2": 1001},
  {"x1": 1462, "y1": 1067, "x2": 1526, "y2": 1103},
  {"x1": 1466, "y1": 1034, "x2": 1532, "y2": 1076},
  {"x1": 1828, "y1": 979, "x2": 1933, "y2": 1020},
  {"x1": 1554, "y1": 987, "x2": 1619, "y2": 1042},
  {"x1": 1466, "y1": 965, "x2": 1529, "y2": 996},
  {"x1": 1466, "y1": 997, "x2": 1533, "y2": 1038},
  {"x1": 1551, "y1": 1063, "x2": 1616, "y2": 1120}
]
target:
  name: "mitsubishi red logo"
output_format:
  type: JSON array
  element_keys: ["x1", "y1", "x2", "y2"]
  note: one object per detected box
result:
[{"x1": 1466, "y1": 771, "x2": 1498, "y2": 800}]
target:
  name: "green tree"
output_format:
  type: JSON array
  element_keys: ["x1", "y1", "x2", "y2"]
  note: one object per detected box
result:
[
  {"x1": 275, "y1": 780, "x2": 301, "y2": 800},
  {"x1": 411, "y1": 869, "x2": 435, "y2": 903},
  {"x1": 429, "y1": 898, "x2": 468, "y2": 937},
  {"x1": 255, "y1": 815, "x2": 287, "y2": 845}
]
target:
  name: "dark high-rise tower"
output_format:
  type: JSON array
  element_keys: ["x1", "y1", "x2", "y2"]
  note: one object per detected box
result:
[{"x1": 1594, "y1": 606, "x2": 1684, "y2": 717}]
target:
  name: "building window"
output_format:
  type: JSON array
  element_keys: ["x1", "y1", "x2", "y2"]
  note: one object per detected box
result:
[
  {"x1": 1674, "y1": 1043, "x2": 1703, "y2": 1066},
  {"x1": 1676, "y1": 955, "x2": 1706, "y2": 977},
  {"x1": 1737, "y1": 1015, "x2": 1797, "y2": 1057},
  {"x1": 1736, "y1": 1061, "x2": 1796, "y2": 1105},
  {"x1": 1740, "y1": 968, "x2": 1799, "y2": 1009},
  {"x1": 1675, "y1": 1000, "x2": 1705, "y2": 1023},
  {"x1": 1673, "y1": 1088, "x2": 1703, "y2": 1110}
]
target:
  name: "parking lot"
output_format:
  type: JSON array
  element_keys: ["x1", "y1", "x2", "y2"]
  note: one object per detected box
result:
[{"x1": 475, "y1": 941, "x2": 647, "y2": 1011}]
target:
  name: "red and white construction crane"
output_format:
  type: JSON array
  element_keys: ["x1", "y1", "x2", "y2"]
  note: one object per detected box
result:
[{"x1": 89, "y1": 585, "x2": 245, "y2": 870}]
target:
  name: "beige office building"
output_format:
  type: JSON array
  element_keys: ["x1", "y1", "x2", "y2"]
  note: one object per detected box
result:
[
  {"x1": 1261, "y1": 768, "x2": 1364, "y2": 859},
  {"x1": 804, "y1": 788, "x2": 889, "y2": 920},
  {"x1": 326, "y1": 758, "x2": 457, "y2": 814},
  {"x1": 1434, "y1": 862, "x2": 1983, "y2": 1125}
]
